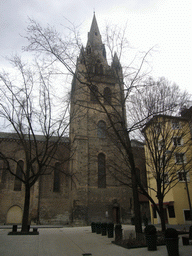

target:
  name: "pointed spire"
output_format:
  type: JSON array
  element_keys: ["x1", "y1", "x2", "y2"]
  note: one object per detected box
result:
[
  {"x1": 87, "y1": 13, "x2": 102, "y2": 49},
  {"x1": 90, "y1": 13, "x2": 100, "y2": 36}
]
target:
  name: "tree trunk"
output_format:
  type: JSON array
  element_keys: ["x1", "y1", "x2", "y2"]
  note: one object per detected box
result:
[
  {"x1": 37, "y1": 175, "x2": 42, "y2": 224},
  {"x1": 128, "y1": 150, "x2": 142, "y2": 236},
  {"x1": 131, "y1": 169, "x2": 143, "y2": 237},
  {"x1": 158, "y1": 198, "x2": 166, "y2": 232},
  {"x1": 125, "y1": 134, "x2": 142, "y2": 237},
  {"x1": 21, "y1": 184, "x2": 31, "y2": 232}
]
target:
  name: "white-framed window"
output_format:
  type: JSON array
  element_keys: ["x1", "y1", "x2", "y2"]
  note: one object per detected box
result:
[
  {"x1": 173, "y1": 137, "x2": 182, "y2": 146},
  {"x1": 177, "y1": 170, "x2": 190, "y2": 182},
  {"x1": 175, "y1": 153, "x2": 186, "y2": 164},
  {"x1": 172, "y1": 120, "x2": 180, "y2": 130}
]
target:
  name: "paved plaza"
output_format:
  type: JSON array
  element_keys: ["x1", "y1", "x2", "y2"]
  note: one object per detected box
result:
[{"x1": 0, "y1": 225, "x2": 191, "y2": 256}]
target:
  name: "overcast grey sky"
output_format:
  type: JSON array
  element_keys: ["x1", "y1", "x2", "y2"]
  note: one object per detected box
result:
[{"x1": 0, "y1": 0, "x2": 192, "y2": 92}]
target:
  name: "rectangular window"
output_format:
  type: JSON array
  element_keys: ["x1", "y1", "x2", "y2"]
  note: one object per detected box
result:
[
  {"x1": 172, "y1": 121, "x2": 180, "y2": 130},
  {"x1": 184, "y1": 210, "x2": 192, "y2": 221},
  {"x1": 173, "y1": 137, "x2": 182, "y2": 146},
  {"x1": 168, "y1": 205, "x2": 175, "y2": 218},
  {"x1": 177, "y1": 170, "x2": 190, "y2": 182},
  {"x1": 175, "y1": 153, "x2": 185, "y2": 164},
  {"x1": 153, "y1": 207, "x2": 157, "y2": 218}
]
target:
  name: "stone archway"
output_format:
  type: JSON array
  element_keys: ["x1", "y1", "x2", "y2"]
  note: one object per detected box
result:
[{"x1": 6, "y1": 205, "x2": 23, "y2": 224}]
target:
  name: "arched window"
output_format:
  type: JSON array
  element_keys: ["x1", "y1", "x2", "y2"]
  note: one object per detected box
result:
[
  {"x1": 87, "y1": 45, "x2": 91, "y2": 54},
  {"x1": 104, "y1": 87, "x2": 112, "y2": 104},
  {"x1": 80, "y1": 58, "x2": 85, "y2": 65},
  {"x1": 14, "y1": 160, "x2": 24, "y2": 191},
  {"x1": 90, "y1": 85, "x2": 98, "y2": 102},
  {"x1": 97, "y1": 120, "x2": 106, "y2": 138},
  {"x1": 100, "y1": 65, "x2": 103, "y2": 74},
  {"x1": 102, "y1": 46, "x2": 106, "y2": 58},
  {"x1": 53, "y1": 162, "x2": 60, "y2": 192},
  {"x1": 95, "y1": 64, "x2": 98, "y2": 74},
  {"x1": 95, "y1": 60, "x2": 102, "y2": 75},
  {"x1": 98, "y1": 153, "x2": 106, "y2": 188},
  {"x1": 0, "y1": 160, "x2": 6, "y2": 183}
]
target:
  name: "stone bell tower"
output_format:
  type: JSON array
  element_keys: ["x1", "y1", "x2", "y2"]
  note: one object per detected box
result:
[{"x1": 69, "y1": 14, "x2": 132, "y2": 225}]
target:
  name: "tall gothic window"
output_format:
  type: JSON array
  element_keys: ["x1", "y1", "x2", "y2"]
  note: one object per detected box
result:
[
  {"x1": 95, "y1": 64, "x2": 99, "y2": 74},
  {"x1": 100, "y1": 64, "x2": 103, "y2": 74},
  {"x1": 98, "y1": 153, "x2": 106, "y2": 188},
  {"x1": 104, "y1": 87, "x2": 112, "y2": 104},
  {"x1": 90, "y1": 85, "x2": 98, "y2": 102},
  {"x1": 53, "y1": 162, "x2": 60, "y2": 192},
  {"x1": 14, "y1": 160, "x2": 24, "y2": 191},
  {"x1": 0, "y1": 161, "x2": 6, "y2": 183},
  {"x1": 97, "y1": 120, "x2": 106, "y2": 138},
  {"x1": 87, "y1": 45, "x2": 91, "y2": 54},
  {"x1": 95, "y1": 60, "x2": 103, "y2": 75}
]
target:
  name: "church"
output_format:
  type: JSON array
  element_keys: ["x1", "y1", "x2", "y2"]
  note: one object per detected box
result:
[{"x1": 0, "y1": 14, "x2": 148, "y2": 225}]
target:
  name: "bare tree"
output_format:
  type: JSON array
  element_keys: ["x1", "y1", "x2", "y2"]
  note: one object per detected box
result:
[
  {"x1": 0, "y1": 56, "x2": 71, "y2": 232},
  {"x1": 128, "y1": 76, "x2": 190, "y2": 135}
]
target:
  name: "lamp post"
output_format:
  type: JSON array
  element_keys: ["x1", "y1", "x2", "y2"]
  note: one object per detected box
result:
[{"x1": 182, "y1": 158, "x2": 192, "y2": 221}]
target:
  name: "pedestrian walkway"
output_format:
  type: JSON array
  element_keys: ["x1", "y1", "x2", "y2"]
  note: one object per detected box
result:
[{"x1": 0, "y1": 225, "x2": 191, "y2": 256}]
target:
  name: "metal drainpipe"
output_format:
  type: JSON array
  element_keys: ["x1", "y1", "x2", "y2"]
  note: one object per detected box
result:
[
  {"x1": 37, "y1": 174, "x2": 42, "y2": 224},
  {"x1": 182, "y1": 159, "x2": 192, "y2": 221}
]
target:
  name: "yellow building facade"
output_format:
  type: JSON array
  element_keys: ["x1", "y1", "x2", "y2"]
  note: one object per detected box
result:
[{"x1": 143, "y1": 115, "x2": 192, "y2": 225}]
